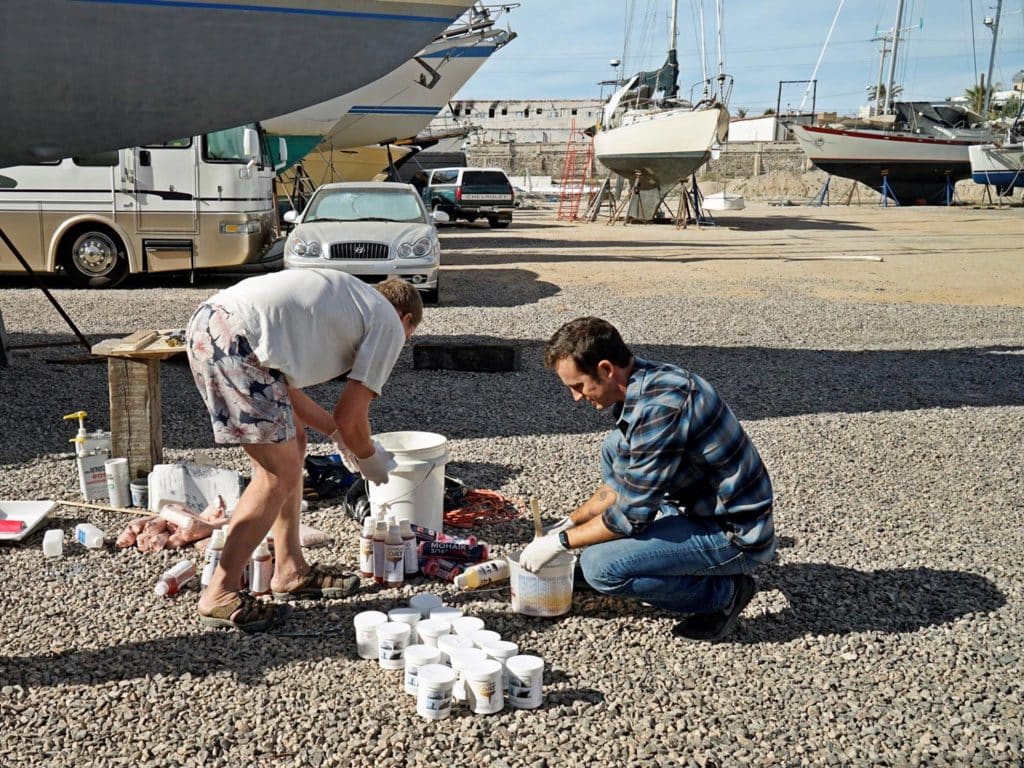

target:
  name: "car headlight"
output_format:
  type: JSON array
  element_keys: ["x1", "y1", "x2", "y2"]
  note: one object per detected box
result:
[
  {"x1": 398, "y1": 237, "x2": 434, "y2": 259},
  {"x1": 289, "y1": 238, "x2": 322, "y2": 258}
]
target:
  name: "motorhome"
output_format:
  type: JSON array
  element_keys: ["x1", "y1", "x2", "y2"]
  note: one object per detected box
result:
[{"x1": 0, "y1": 124, "x2": 285, "y2": 287}]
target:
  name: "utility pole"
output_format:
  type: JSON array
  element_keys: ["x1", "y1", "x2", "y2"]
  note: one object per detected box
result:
[
  {"x1": 982, "y1": 0, "x2": 1003, "y2": 117},
  {"x1": 884, "y1": 0, "x2": 906, "y2": 115}
]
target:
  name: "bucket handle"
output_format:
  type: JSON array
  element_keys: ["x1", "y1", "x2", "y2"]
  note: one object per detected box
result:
[{"x1": 374, "y1": 461, "x2": 442, "y2": 512}]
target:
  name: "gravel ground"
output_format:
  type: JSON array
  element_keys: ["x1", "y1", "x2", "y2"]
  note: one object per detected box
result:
[{"x1": 1, "y1": 206, "x2": 1022, "y2": 767}]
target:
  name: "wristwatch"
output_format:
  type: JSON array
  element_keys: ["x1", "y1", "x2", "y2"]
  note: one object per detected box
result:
[{"x1": 558, "y1": 530, "x2": 571, "y2": 549}]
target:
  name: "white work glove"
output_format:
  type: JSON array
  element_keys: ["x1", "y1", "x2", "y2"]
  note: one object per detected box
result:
[
  {"x1": 519, "y1": 533, "x2": 566, "y2": 573},
  {"x1": 329, "y1": 430, "x2": 360, "y2": 474},
  {"x1": 543, "y1": 516, "x2": 576, "y2": 536},
  {"x1": 356, "y1": 440, "x2": 397, "y2": 485}
]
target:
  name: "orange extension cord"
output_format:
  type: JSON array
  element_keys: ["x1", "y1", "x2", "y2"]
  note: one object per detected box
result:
[{"x1": 443, "y1": 489, "x2": 523, "y2": 529}]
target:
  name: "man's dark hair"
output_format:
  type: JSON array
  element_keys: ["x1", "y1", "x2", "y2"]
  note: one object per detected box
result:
[{"x1": 544, "y1": 317, "x2": 633, "y2": 376}]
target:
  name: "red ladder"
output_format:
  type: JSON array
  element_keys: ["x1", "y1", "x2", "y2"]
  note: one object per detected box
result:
[{"x1": 556, "y1": 120, "x2": 594, "y2": 221}]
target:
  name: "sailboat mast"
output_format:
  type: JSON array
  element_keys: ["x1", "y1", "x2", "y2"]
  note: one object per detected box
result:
[
  {"x1": 884, "y1": 0, "x2": 905, "y2": 116},
  {"x1": 667, "y1": 0, "x2": 680, "y2": 99},
  {"x1": 982, "y1": 0, "x2": 1002, "y2": 117}
]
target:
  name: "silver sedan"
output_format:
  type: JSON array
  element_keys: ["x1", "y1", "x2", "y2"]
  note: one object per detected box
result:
[{"x1": 283, "y1": 181, "x2": 447, "y2": 303}]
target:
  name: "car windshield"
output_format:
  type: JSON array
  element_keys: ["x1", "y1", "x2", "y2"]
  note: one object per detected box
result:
[{"x1": 305, "y1": 189, "x2": 425, "y2": 223}]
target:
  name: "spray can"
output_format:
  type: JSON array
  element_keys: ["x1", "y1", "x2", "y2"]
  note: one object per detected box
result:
[
  {"x1": 385, "y1": 524, "x2": 405, "y2": 587},
  {"x1": 358, "y1": 517, "x2": 375, "y2": 579},
  {"x1": 201, "y1": 528, "x2": 226, "y2": 588},
  {"x1": 73, "y1": 523, "x2": 106, "y2": 549},
  {"x1": 418, "y1": 540, "x2": 489, "y2": 563},
  {"x1": 250, "y1": 539, "x2": 272, "y2": 597},
  {"x1": 411, "y1": 523, "x2": 476, "y2": 546},
  {"x1": 421, "y1": 557, "x2": 463, "y2": 583},
  {"x1": 63, "y1": 411, "x2": 112, "y2": 501},
  {"x1": 399, "y1": 518, "x2": 419, "y2": 576},
  {"x1": 372, "y1": 520, "x2": 388, "y2": 584},
  {"x1": 454, "y1": 560, "x2": 510, "y2": 591},
  {"x1": 154, "y1": 560, "x2": 196, "y2": 597}
]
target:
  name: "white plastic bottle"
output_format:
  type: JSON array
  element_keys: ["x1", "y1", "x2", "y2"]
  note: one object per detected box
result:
[
  {"x1": 73, "y1": 523, "x2": 106, "y2": 549},
  {"x1": 454, "y1": 560, "x2": 510, "y2": 591},
  {"x1": 373, "y1": 520, "x2": 388, "y2": 584},
  {"x1": 399, "y1": 518, "x2": 418, "y2": 576},
  {"x1": 385, "y1": 524, "x2": 405, "y2": 587},
  {"x1": 358, "y1": 516, "x2": 375, "y2": 578},
  {"x1": 201, "y1": 528, "x2": 227, "y2": 588},
  {"x1": 250, "y1": 539, "x2": 272, "y2": 596},
  {"x1": 42, "y1": 529, "x2": 64, "y2": 558},
  {"x1": 154, "y1": 560, "x2": 196, "y2": 597},
  {"x1": 63, "y1": 411, "x2": 111, "y2": 501}
]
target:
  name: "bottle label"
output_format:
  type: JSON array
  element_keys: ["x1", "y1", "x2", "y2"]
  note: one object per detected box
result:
[
  {"x1": 359, "y1": 539, "x2": 374, "y2": 575},
  {"x1": 385, "y1": 543, "x2": 404, "y2": 584}
]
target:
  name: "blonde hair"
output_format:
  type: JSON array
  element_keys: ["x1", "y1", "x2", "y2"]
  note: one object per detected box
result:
[{"x1": 376, "y1": 278, "x2": 423, "y2": 327}]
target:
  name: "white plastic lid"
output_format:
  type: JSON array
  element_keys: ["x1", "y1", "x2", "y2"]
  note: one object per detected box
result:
[
  {"x1": 417, "y1": 663, "x2": 456, "y2": 686},
  {"x1": 471, "y1": 629, "x2": 502, "y2": 648},
  {"x1": 436, "y1": 634, "x2": 475, "y2": 653},
  {"x1": 409, "y1": 593, "x2": 443, "y2": 613},
  {"x1": 463, "y1": 658, "x2": 503, "y2": 681},
  {"x1": 506, "y1": 654, "x2": 544, "y2": 673},
  {"x1": 388, "y1": 607, "x2": 421, "y2": 623},
  {"x1": 429, "y1": 606, "x2": 464, "y2": 624},
  {"x1": 361, "y1": 517, "x2": 376, "y2": 536},
  {"x1": 448, "y1": 647, "x2": 488, "y2": 671},
  {"x1": 483, "y1": 640, "x2": 519, "y2": 659},
  {"x1": 404, "y1": 645, "x2": 442, "y2": 666},
  {"x1": 451, "y1": 616, "x2": 485, "y2": 636},
  {"x1": 377, "y1": 622, "x2": 411, "y2": 640},
  {"x1": 416, "y1": 619, "x2": 450, "y2": 638},
  {"x1": 353, "y1": 610, "x2": 389, "y2": 629}
]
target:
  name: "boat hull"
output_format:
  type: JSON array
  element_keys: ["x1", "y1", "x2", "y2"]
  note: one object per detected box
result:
[
  {"x1": 0, "y1": 0, "x2": 472, "y2": 167},
  {"x1": 969, "y1": 143, "x2": 1024, "y2": 193},
  {"x1": 791, "y1": 124, "x2": 977, "y2": 205},
  {"x1": 594, "y1": 106, "x2": 729, "y2": 190}
]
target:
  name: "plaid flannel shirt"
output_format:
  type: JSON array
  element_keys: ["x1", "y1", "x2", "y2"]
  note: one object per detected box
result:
[{"x1": 601, "y1": 358, "x2": 773, "y2": 537}]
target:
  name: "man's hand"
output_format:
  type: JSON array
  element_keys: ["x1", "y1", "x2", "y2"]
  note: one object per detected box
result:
[
  {"x1": 357, "y1": 440, "x2": 397, "y2": 485},
  {"x1": 519, "y1": 533, "x2": 566, "y2": 572},
  {"x1": 329, "y1": 430, "x2": 360, "y2": 474},
  {"x1": 543, "y1": 516, "x2": 576, "y2": 536}
]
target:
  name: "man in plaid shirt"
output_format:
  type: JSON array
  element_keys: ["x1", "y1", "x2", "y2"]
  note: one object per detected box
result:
[{"x1": 520, "y1": 317, "x2": 776, "y2": 642}]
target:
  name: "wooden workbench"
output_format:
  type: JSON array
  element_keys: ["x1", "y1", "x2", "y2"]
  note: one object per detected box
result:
[{"x1": 91, "y1": 329, "x2": 186, "y2": 480}]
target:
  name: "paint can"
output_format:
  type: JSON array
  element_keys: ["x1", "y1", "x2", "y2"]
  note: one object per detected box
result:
[
  {"x1": 129, "y1": 478, "x2": 149, "y2": 508},
  {"x1": 403, "y1": 644, "x2": 442, "y2": 697},
  {"x1": 105, "y1": 458, "x2": 131, "y2": 509},
  {"x1": 464, "y1": 659, "x2": 505, "y2": 715},
  {"x1": 416, "y1": 664, "x2": 456, "y2": 721},
  {"x1": 436, "y1": 633, "x2": 475, "y2": 665},
  {"x1": 408, "y1": 592, "x2": 443, "y2": 619},
  {"x1": 451, "y1": 615, "x2": 485, "y2": 637},
  {"x1": 470, "y1": 629, "x2": 502, "y2": 650},
  {"x1": 377, "y1": 622, "x2": 411, "y2": 670},
  {"x1": 416, "y1": 618, "x2": 450, "y2": 649},
  {"x1": 482, "y1": 640, "x2": 519, "y2": 692},
  {"x1": 448, "y1": 647, "x2": 488, "y2": 703},
  {"x1": 388, "y1": 607, "x2": 422, "y2": 644},
  {"x1": 506, "y1": 654, "x2": 545, "y2": 710},
  {"x1": 352, "y1": 610, "x2": 388, "y2": 660}
]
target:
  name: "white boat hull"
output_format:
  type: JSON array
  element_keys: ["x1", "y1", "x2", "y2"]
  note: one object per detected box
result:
[
  {"x1": 0, "y1": 0, "x2": 473, "y2": 167},
  {"x1": 969, "y1": 143, "x2": 1024, "y2": 192},
  {"x1": 791, "y1": 124, "x2": 978, "y2": 204},
  {"x1": 594, "y1": 106, "x2": 729, "y2": 190},
  {"x1": 702, "y1": 191, "x2": 745, "y2": 211}
]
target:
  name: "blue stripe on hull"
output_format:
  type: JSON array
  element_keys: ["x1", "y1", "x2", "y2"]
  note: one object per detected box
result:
[
  {"x1": 348, "y1": 106, "x2": 440, "y2": 115},
  {"x1": 422, "y1": 45, "x2": 494, "y2": 58},
  {"x1": 71, "y1": 0, "x2": 455, "y2": 23},
  {"x1": 972, "y1": 171, "x2": 1024, "y2": 188}
]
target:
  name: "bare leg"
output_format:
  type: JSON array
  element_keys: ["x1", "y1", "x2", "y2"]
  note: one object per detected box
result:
[
  {"x1": 198, "y1": 439, "x2": 302, "y2": 614},
  {"x1": 269, "y1": 416, "x2": 311, "y2": 592}
]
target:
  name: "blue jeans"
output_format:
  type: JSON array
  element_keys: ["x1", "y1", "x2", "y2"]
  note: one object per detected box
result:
[{"x1": 579, "y1": 513, "x2": 766, "y2": 615}]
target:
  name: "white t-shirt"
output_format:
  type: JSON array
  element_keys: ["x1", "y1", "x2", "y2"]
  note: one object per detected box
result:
[{"x1": 208, "y1": 270, "x2": 406, "y2": 392}]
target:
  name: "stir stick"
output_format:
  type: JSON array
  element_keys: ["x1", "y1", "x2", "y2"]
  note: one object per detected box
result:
[{"x1": 530, "y1": 497, "x2": 543, "y2": 539}]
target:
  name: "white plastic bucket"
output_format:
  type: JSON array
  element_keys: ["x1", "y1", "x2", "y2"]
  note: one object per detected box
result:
[
  {"x1": 507, "y1": 550, "x2": 576, "y2": 617},
  {"x1": 367, "y1": 431, "x2": 449, "y2": 531}
]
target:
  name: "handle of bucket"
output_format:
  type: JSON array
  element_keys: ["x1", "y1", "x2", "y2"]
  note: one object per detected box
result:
[{"x1": 374, "y1": 461, "x2": 442, "y2": 509}]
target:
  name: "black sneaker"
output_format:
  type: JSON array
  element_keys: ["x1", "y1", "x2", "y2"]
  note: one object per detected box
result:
[{"x1": 671, "y1": 575, "x2": 756, "y2": 642}]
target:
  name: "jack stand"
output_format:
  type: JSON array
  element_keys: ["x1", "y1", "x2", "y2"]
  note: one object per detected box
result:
[
  {"x1": 943, "y1": 172, "x2": 960, "y2": 207},
  {"x1": 879, "y1": 173, "x2": 900, "y2": 207},
  {"x1": 688, "y1": 176, "x2": 715, "y2": 227},
  {"x1": 809, "y1": 176, "x2": 831, "y2": 207}
]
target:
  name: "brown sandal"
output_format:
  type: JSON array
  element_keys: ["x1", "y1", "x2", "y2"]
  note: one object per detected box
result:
[
  {"x1": 271, "y1": 563, "x2": 360, "y2": 601},
  {"x1": 198, "y1": 592, "x2": 290, "y2": 632}
]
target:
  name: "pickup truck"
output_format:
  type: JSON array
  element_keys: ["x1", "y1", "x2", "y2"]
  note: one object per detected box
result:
[{"x1": 420, "y1": 167, "x2": 514, "y2": 228}]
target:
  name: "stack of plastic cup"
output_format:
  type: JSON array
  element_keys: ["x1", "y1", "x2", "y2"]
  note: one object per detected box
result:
[
  {"x1": 403, "y1": 644, "x2": 442, "y2": 697},
  {"x1": 353, "y1": 611, "x2": 388, "y2": 660}
]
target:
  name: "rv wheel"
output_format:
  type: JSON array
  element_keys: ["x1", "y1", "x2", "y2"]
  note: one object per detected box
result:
[{"x1": 62, "y1": 227, "x2": 129, "y2": 288}]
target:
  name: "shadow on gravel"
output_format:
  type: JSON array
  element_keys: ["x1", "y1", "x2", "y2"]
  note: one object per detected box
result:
[
  {"x1": 437, "y1": 267, "x2": 559, "y2": 307},
  {"x1": 728, "y1": 563, "x2": 1007, "y2": 644}
]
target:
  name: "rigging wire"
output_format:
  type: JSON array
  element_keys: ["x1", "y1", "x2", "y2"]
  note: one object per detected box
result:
[{"x1": 800, "y1": 0, "x2": 847, "y2": 112}]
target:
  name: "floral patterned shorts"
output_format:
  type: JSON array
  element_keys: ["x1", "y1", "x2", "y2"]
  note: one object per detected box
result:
[{"x1": 185, "y1": 303, "x2": 296, "y2": 445}]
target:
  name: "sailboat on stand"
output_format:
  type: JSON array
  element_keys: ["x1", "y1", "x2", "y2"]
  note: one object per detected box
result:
[{"x1": 593, "y1": 0, "x2": 730, "y2": 221}]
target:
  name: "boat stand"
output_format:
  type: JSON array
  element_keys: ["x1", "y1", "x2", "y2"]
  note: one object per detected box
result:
[
  {"x1": 943, "y1": 171, "x2": 962, "y2": 207},
  {"x1": 809, "y1": 176, "x2": 831, "y2": 207},
  {"x1": 675, "y1": 176, "x2": 715, "y2": 229},
  {"x1": 607, "y1": 172, "x2": 646, "y2": 226},
  {"x1": 879, "y1": 172, "x2": 900, "y2": 207}
]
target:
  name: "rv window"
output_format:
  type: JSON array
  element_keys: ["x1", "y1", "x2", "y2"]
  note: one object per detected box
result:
[
  {"x1": 143, "y1": 138, "x2": 192, "y2": 149},
  {"x1": 204, "y1": 125, "x2": 253, "y2": 163},
  {"x1": 73, "y1": 151, "x2": 119, "y2": 167}
]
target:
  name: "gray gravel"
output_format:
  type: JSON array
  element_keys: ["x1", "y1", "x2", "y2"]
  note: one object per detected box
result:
[{"x1": 1, "y1": 207, "x2": 1022, "y2": 767}]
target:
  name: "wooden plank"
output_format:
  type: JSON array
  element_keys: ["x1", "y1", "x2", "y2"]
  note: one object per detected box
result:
[
  {"x1": 108, "y1": 356, "x2": 162, "y2": 479},
  {"x1": 92, "y1": 328, "x2": 186, "y2": 360}
]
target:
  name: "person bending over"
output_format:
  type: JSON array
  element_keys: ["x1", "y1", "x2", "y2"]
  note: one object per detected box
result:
[
  {"x1": 186, "y1": 271, "x2": 421, "y2": 631},
  {"x1": 521, "y1": 317, "x2": 776, "y2": 642}
]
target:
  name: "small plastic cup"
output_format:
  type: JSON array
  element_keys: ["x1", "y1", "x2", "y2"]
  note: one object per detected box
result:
[
  {"x1": 451, "y1": 615, "x2": 485, "y2": 637},
  {"x1": 448, "y1": 647, "x2": 488, "y2": 702},
  {"x1": 353, "y1": 610, "x2": 388, "y2": 660},
  {"x1": 416, "y1": 618, "x2": 450, "y2": 648},
  {"x1": 506, "y1": 654, "x2": 545, "y2": 709},
  {"x1": 404, "y1": 644, "x2": 442, "y2": 696},
  {"x1": 388, "y1": 607, "x2": 422, "y2": 644},
  {"x1": 436, "y1": 633, "x2": 475, "y2": 665},
  {"x1": 470, "y1": 629, "x2": 501, "y2": 649},
  {"x1": 416, "y1": 664, "x2": 456, "y2": 720},
  {"x1": 409, "y1": 593, "x2": 444, "y2": 619},
  {"x1": 464, "y1": 659, "x2": 505, "y2": 715},
  {"x1": 428, "y1": 606, "x2": 463, "y2": 629},
  {"x1": 377, "y1": 622, "x2": 411, "y2": 670}
]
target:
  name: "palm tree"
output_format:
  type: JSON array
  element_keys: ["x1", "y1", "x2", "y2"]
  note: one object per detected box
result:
[
  {"x1": 964, "y1": 81, "x2": 998, "y2": 116},
  {"x1": 735, "y1": 107, "x2": 748, "y2": 118}
]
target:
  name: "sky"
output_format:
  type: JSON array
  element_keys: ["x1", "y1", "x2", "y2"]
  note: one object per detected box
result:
[{"x1": 456, "y1": 0, "x2": 1024, "y2": 115}]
